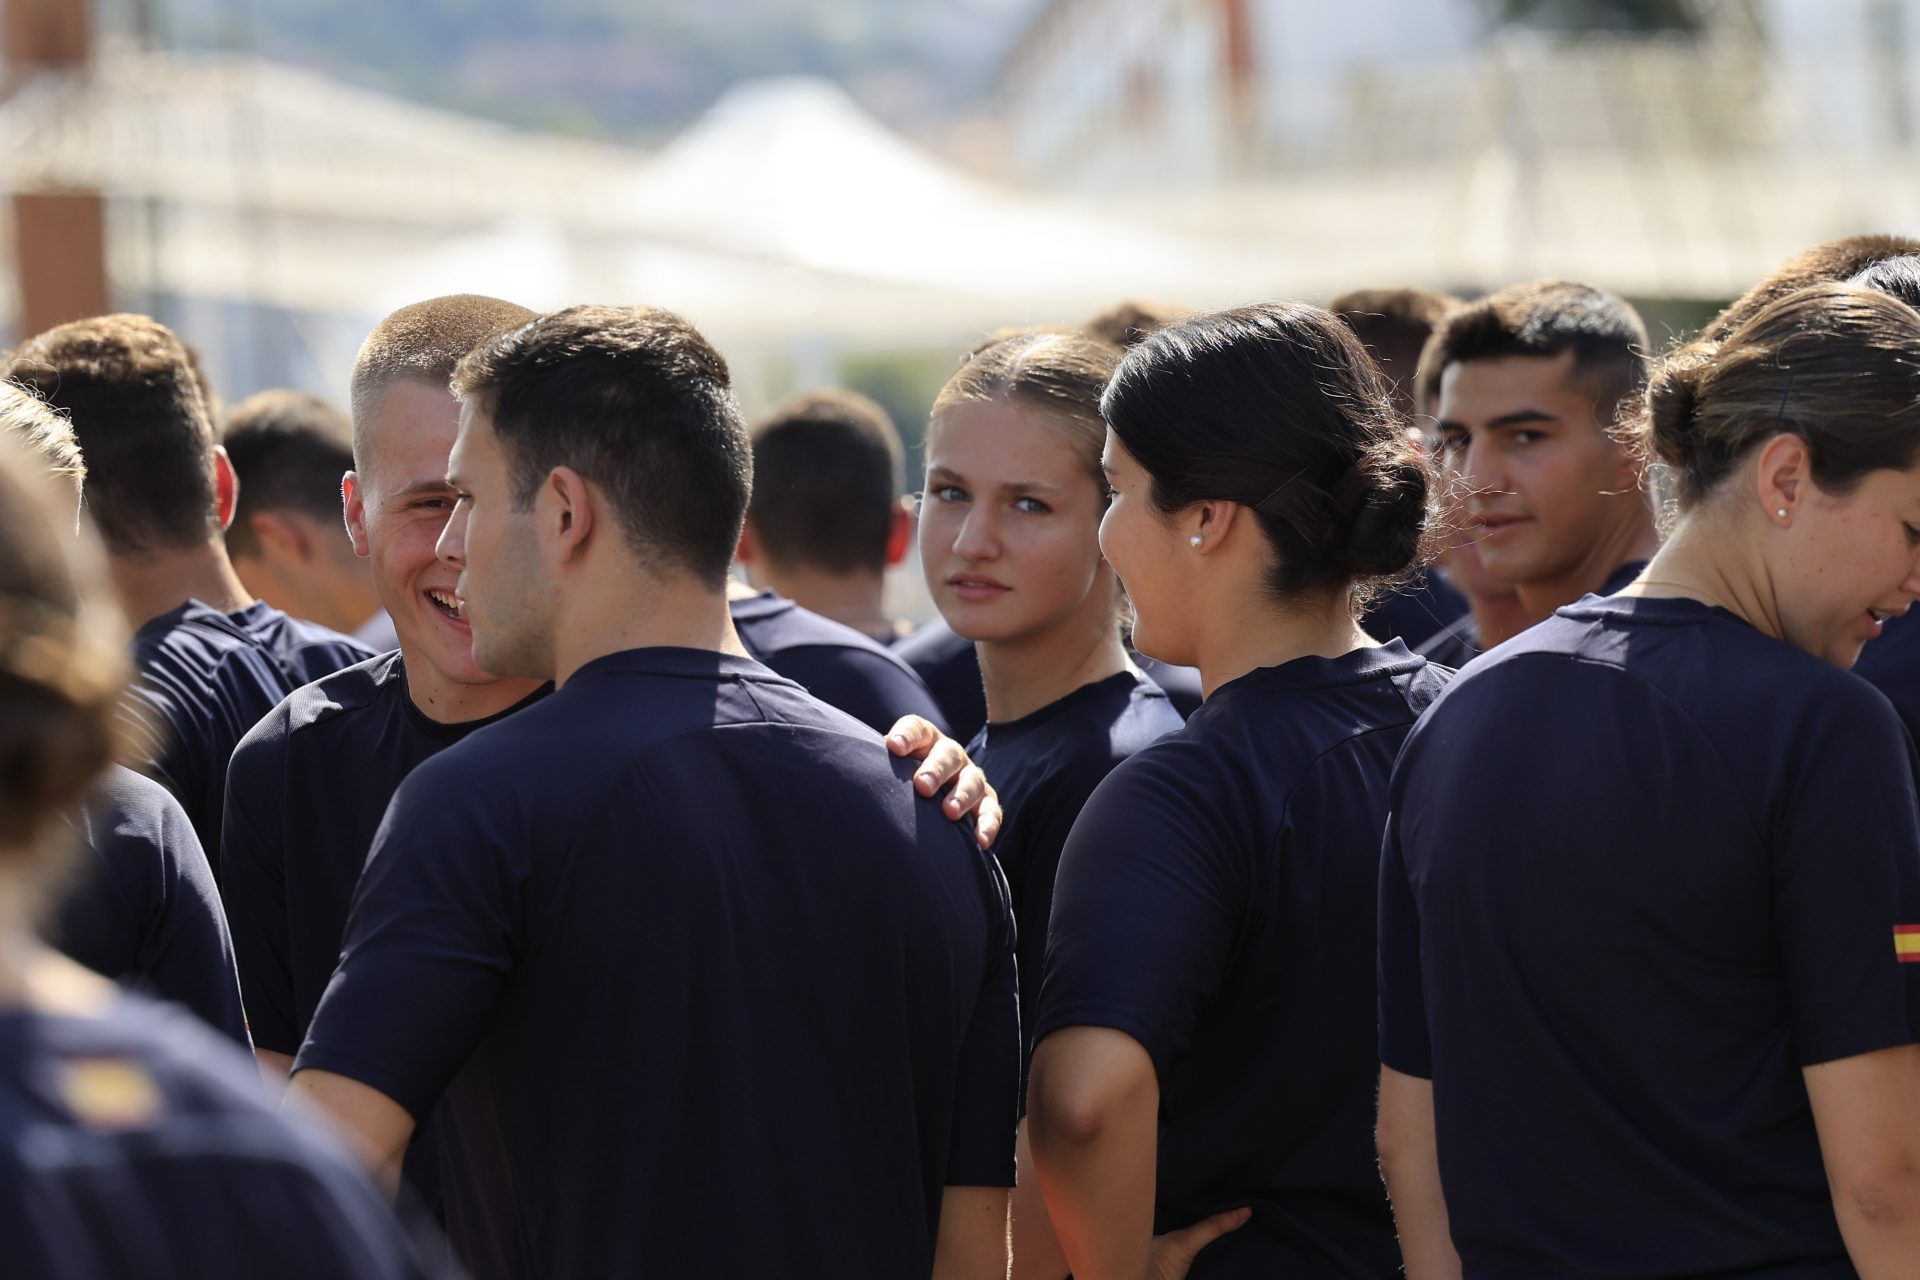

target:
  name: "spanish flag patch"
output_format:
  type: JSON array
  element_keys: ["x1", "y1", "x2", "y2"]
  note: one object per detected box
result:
[{"x1": 1897, "y1": 926, "x2": 1920, "y2": 963}]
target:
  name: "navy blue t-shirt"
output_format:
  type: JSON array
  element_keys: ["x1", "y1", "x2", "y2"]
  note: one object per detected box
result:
[
  {"x1": 894, "y1": 620, "x2": 988, "y2": 741},
  {"x1": 0, "y1": 991, "x2": 442, "y2": 1279},
  {"x1": 1037, "y1": 641, "x2": 1446, "y2": 1277},
  {"x1": 123, "y1": 600, "x2": 371, "y2": 869},
  {"x1": 730, "y1": 589, "x2": 948, "y2": 735},
  {"x1": 223, "y1": 652, "x2": 548, "y2": 1059},
  {"x1": 967, "y1": 670, "x2": 1183, "y2": 1067},
  {"x1": 1853, "y1": 608, "x2": 1920, "y2": 748},
  {"x1": 1379, "y1": 594, "x2": 1920, "y2": 1277},
  {"x1": 298, "y1": 647, "x2": 1019, "y2": 1280},
  {"x1": 1417, "y1": 559, "x2": 1646, "y2": 670},
  {"x1": 53, "y1": 766, "x2": 249, "y2": 1046}
]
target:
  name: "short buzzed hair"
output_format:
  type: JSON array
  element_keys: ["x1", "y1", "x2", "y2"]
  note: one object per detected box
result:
[
  {"x1": 350, "y1": 294, "x2": 536, "y2": 465},
  {"x1": 7, "y1": 314, "x2": 216, "y2": 556},
  {"x1": 1706, "y1": 234, "x2": 1920, "y2": 341},
  {"x1": 0, "y1": 380, "x2": 86, "y2": 497},
  {"x1": 453, "y1": 305, "x2": 751, "y2": 587},
  {"x1": 748, "y1": 389, "x2": 903, "y2": 576},
  {"x1": 1331, "y1": 287, "x2": 1464, "y2": 419},
  {"x1": 1415, "y1": 280, "x2": 1648, "y2": 421},
  {"x1": 221, "y1": 390, "x2": 354, "y2": 556}
]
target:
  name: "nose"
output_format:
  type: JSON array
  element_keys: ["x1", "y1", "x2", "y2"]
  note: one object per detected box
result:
[
  {"x1": 1455, "y1": 434, "x2": 1508, "y2": 507},
  {"x1": 952, "y1": 502, "x2": 1001, "y2": 563},
  {"x1": 436, "y1": 500, "x2": 468, "y2": 570}
]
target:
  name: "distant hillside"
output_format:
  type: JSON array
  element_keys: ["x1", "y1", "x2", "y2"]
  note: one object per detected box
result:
[{"x1": 97, "y1": 0, "x2": 1041, "y2": 139}]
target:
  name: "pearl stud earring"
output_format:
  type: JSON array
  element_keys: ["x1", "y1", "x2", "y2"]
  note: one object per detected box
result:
[
  {"x1": 1190, "y1": 534, "x2": 1204, "y2": 548},
  {"x1": 1777, "y1": 507, "x2": 1788, "y2": 519}
]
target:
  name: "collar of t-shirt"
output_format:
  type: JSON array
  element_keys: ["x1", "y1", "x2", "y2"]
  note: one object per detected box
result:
[
  {"x1": 727, "y1": 589, "x2": 794, "y2": 623},
  {"x1": 1598, "y1": 559, "x2": 1650, "y2": 597},
  {"x1": 978, "y1": 670, "x2": 1154, "y2": 744},
  {"x1": 564, "y1": 645, "x2": 784, "y2": 690},
  {"x1": 399, "y1": 666, "x2": 553, "y2": 747},
  {"x1": 1557, "y1": 591, "x2": 1753, "y2": 633},
  {"x1": 1211, "y1": 637, "x2": 1425, "y2": 701}
]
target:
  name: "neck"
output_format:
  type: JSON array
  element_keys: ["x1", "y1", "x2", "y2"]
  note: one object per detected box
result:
[
  {"x1": 109, "y1": 541, "x2": 254, "y2": 629},
  {"x1": 749, "y1": 561, "x2": 900, "y2": 642},
  {"x1": 1627, "y1": 514, "x2": 1781, "y2": 639},
  {"x1": 1193, "y1": 590, "x2": 1374, "y2": 698},
  {"x1": 557, "y1": 566, "x2": 748, "y2": 688},
  {"x1": 404, "y1": 662, "x2": 545, "y2": 726},
  {"x1": 1511, "y1": 514, "x2": 1661, "y2": 620},
  {"x1": 1469, "y1": 590, "x2": 1537, "y2": 649},
  {"x1": 978, "y1": 621, "x2": 1132, "y2": 724}
]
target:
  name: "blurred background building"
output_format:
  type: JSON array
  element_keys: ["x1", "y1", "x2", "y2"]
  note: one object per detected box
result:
[{"x1": 2, "y1": 0, "x2": 1918, "y2": 423}]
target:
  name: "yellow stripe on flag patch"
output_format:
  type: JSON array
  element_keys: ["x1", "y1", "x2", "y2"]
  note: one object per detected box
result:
[{"x1": 1896, "y1": 926, "x2": 1920, "y2": 962}]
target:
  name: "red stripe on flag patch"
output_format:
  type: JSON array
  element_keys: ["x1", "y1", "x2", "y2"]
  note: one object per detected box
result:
[{"x1": 1897, "y1": 926, "x2": 1920, "y2": 962}]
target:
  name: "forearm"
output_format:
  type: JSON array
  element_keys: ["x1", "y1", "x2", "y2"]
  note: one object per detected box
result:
[
  {"x1": 1833, "y1": 1175, "x2": 1920, "y2": 1279},
  {"x1": 1377, "y1": 1067, "x2": 1461, "y2": 1280},
  {"x1": 1028, "y1": 1069, "x2": 1159, "y2": 1279},
  {"x1": 1011, "y1": 1119, "x2": 1070, "y2": 1280}
]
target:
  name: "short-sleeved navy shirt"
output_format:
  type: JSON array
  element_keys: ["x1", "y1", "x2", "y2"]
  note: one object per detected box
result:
[
  {"x1": 1037, "y1": 641, "x2": 1446, "y2": 1277},
  {"x1": 729, "y1": 589, "x2": 949, "y2": 734},
  {"x1": 298, "y1": 648, "x2": 1019, "y2": 1280},
  {"x1": 968, "y1": 670, "x2": 1182, "y2": 1067},
  {"x1": 1853, "y1": 608, "x2": 1920, "y2": 748},
  {"x1": 1417, "y1": 559, "x2": 1646, "y2": 670},
  {"x1": 1379, "y1": 594, "x2": 1920, "y2": 1276},
  {"x1": 52, "y1": 766, "x2": 249, "y2": 1046},
  {"x1": 123, "y1": 600, "x2": 372, "y2": 868},
  {"x1": 894, "y1": 620, "x2": 989, "y2": 741},
  {"x1": 0, "y1": 991, "x2": 442, "y2": 1279},
  {"x1": 222, "y1": 652, "x2": 549, "y2": 1058}
]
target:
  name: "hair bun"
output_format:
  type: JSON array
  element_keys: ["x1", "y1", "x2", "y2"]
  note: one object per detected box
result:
[
  {"x1": 1644, "y1": 345, "x2": 1712, "y2": 472},
  {"x1": 1342, "y1": 448, "x2": 1429, "y2": 580}
]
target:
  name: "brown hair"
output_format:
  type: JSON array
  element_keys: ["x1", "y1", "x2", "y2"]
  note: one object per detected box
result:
[
  {"x1": 1705, "y1": 234, "x2": 1920, "y2": 342},
  {"x1": 350, "y1": 294, "x2": 537, "y2": 466},
  {"x1": 452, "y1": 305, "x2": 751, "y2": 587},
  {"x1": 222, "y1": 390, "x2": 354, "y2": 556},
  {"x1": 931, "y1": 328, "x2": 1122, "y2": 492},
  {"x1": 1082, "y1": 299, "x2": 1192, "y2": 350},
  {"x1": 0, "y1": 437, "x2": 129, "y2": 853},
  {"x1": 6, "y1": 315, "x2": 217, "y2": 557},
  {"x1": 1642, "y1": 283, "x2": 1920, "y2": 507},
  {"x1": 748, "y1": 388, "x2": 903, "y2": 575},
  {"x1": 1103, "y1": 302, "x2": 1431, "y2": 607},
  {"x1": 1414, "y1": 280, "x2": 1648, "y2": 421},
  {"x1": 1330, "y1": 287, "x2": 1464, "y2": 420},
  {"x1": 0, "y1": 381, "x2": 85, "y2": 499}
]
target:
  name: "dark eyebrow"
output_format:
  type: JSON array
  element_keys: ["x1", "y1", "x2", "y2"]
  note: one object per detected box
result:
[
  {"x1": 390, "y1": 478, "x2": 457, "y2": 500},
  {"x1": 1487, "y1": 409, "x2": 1559, "y2": 429}
]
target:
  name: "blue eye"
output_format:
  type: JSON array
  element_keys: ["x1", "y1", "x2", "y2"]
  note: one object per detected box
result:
[
  {"x1": 933, "y1": 485, "x2": 967, "y2": 504},
  {"x1": 1905, "y1": 523, "x2": 1920, "y2": 548},
  {"x1": 1014, "y1": 496, "x2": 1051, "y2": 515}
]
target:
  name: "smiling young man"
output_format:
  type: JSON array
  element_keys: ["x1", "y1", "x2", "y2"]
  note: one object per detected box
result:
[
  {"x1": 1414, "y1": 281, "x2": 1661, "y2": 668},
  {"x1": 290, "y1": 305, "x2": 1019, "y2": 1280}
]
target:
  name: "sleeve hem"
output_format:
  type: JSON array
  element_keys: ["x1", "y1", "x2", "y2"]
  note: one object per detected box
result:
[
  {"x1": 1031, "y1": 1005, "x2": 1169, "y2": 1083},
  {"x1": 291, "y1": 1045, "x2": 436, "y2": 1124},
  {"x1": 1796, "y1": 1023, "x2": 1920, "y2": 1069}
]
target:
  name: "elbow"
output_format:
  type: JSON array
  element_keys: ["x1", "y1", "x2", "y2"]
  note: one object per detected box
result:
[
  {"x1": 1031, "y1": 1080, "x2": 1119, "y2": 1149},
  {"x1": 1834, "y1": 1160, "x2": 1920, "y2": 1229}
]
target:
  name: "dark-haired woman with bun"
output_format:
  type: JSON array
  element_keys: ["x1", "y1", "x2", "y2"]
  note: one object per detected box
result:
[
  {"x1": 1378, "y1": 282, "x2": 1920, "y2": 1278},
  {"x1": 0, "y1": 438, "x2": 442, "y2": 1278},
  {"x1": 1027, "y1": 302, "x2": 1446, "y2": 1279}
]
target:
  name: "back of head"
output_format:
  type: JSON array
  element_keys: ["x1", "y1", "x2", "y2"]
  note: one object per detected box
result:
[
  {"x1": 1082, "y1": 299, "x2": 1192, "y2": 350},
  {"x1": 452, "y1": 304, "x2": 751, "y2": 587},
  {"x1": 0, "y1": 436, "x2": 128, "y2": 853},
  {"x1": 1102, "y1": 302, "x2": 1430, "y2": 603},
  {"x1": 1415, "y1": 279, "x2": 1648, "y2": 421},
  {"x1": 7, "y1": 315, "x2": 216, "y2": 558},
  {"x1": 350, "y1": 294, "x2": 538, "y2": 465},
  {"x1": 221, "y1": 390, "x2": 354, "y2": 556},
  {"x1": 1706, "y1": 234, "x2": 1920, "y2": 342},
  {"x1": 1642, "y1": 283, "x2": 1920, "y2": 508},
  {"x1": 933, "y1": 327, "x2": 1122, "y2": 488},
  {"x1": 1331, "y1": 286, "x2": 1464, "y2": 420},
  {"x1": 747, "y1": 389, "x2": 903, "y2": 576}
]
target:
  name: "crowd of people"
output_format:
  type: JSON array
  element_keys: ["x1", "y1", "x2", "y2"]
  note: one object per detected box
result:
[{"x1": 2, "y1": 232, "x2": 1920, "y2": 1279}]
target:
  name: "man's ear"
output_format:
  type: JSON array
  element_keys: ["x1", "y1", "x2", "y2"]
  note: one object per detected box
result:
[
  {"x1": 885, "y1": 498, "x2": 913, "y2": 567},
  {"x1": 212, "y1": 446, "x2": 240, "y2": 530},
  {"x1": 343, "y1": 472, "x2": 371, "y2": 558},
  {"x1": 545, "y1": 466, "x2": 595, "y2": 562}
]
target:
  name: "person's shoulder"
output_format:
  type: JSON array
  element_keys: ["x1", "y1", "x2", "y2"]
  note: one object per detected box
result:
[
  {"x1": 241, "y1": 604, "x2": 376, "y2": 675},
  {"x1": 232, "y1": 649, "x2": 405, "y2": 762},
  {"x1": 892, "y1": 619, "x2": 972, "y2": 664},
  {"x1": 738, "y1": 594, "x2": 915, "y2": 667}
]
